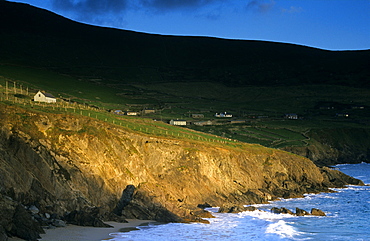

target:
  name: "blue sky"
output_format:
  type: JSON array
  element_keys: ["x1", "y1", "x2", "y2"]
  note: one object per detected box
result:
[{"x1": 8, "y1": 0, "x2": 370, "y2": 50}]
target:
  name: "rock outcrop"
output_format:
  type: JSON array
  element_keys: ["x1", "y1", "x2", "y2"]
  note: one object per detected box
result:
[
  {"x1": 218, "y1": 204, "x2": 257, "y2": 213},
  {"x1": 271, "y1": 207, "x2": 294, "y2": 215},
  {"x1": 218, "y1": 204, "x2": 245, "y2": 213},
  {"x1": 311, "y1": 208, "x2": 326, "y2": 216},
  {"x1": 0, "y1": 104, "x2": 363, "y2": 239},
  {"x1": 271, "y1": 207, "x2": 326, "y2": 216},
  {"x1": 284, "y1": 128, "x2": 370, "y2": 167}
]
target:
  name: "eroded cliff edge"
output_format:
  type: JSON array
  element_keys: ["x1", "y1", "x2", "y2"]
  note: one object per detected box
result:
[
  {"x1": 0, "y1": 104, "x2": 363, "y2": 240},
  {"x1": 284, "y1": 128, "x2": 370, "y2": 167}
]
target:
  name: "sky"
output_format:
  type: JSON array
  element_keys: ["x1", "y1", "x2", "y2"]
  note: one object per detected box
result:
[{"x1": 7, "y1": 0, "x2": 370, "y2": 50}]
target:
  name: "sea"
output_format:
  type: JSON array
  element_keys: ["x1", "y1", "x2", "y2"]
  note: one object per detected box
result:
[{"x1": 107, "y1": 163, "x2": 370, "y2": 241}]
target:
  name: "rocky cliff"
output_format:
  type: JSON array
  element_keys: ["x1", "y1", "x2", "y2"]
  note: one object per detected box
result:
[
  {"x1": 0, "y1": 104, "x2": 363, "y2": 240},
  {"x1": 284, "y1": 128, "x2": 370, "y2": 167}
]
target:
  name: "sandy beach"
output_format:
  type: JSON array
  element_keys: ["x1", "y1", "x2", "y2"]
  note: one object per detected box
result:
[{"x1": 8, "y1": 219, "x2": 155, "y2": 241}]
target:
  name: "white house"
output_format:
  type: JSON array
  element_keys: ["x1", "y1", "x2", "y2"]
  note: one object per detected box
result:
[
  {"x1": 170, "y1": 119, "x2": 187, "y2": 126},
  {"x1": 126, "y1": 111, "x2": 139, "y2": 116},
  {"x1": 215, "y1": 112, "x2": 232, "y2": 118},
  {"x1": 33, "y1": 91, "x2": 57, "y2": 103}
]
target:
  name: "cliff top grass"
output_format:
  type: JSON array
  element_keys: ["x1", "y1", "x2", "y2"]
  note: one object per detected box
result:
[
  {"x1": 0, "y1": 100, "x2": 253, "y2": 153},
  {"x1": 1, "y1": 63, "x2": 369, "y2": 151}
]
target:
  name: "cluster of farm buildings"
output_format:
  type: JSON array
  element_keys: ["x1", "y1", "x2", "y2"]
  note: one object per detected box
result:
[
  {"x1": 33, "y1": 90, "x2": 362, "y2": 126},
  {"x1": 31, "y1": 91, "x2": 301, "y2": 126}
]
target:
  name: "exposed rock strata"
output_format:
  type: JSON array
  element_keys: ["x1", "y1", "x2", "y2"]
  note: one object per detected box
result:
[{"x1": 0, "y1": 105, "x2": 364, "y2": 239}]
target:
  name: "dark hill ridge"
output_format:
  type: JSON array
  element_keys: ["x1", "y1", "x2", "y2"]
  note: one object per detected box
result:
[
  {"x1": 0, "y1": 3, "x2": 369, "y2": 239},
  {"x1": 1, "y1": 1, "x2": 369, "y2": 167},
  {"x1": 1, "y1": 1, "x2": 369, "y2": 87}
]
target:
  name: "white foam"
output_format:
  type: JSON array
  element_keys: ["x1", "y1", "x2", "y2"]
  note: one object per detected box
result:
[
  {"x1": 240, "y1": 209, "x2": 292, "y2": 220},
  {"x1": 109, "y1": 232, "x2": 130, "y2": 238},
  {"x1": 266, "y1": 220, "x2": 297, "y2": 239},
  {"x1": 234, "y1": 209, "x2": 305, "y2": 240},
  {"x1": 107, "y1": 164, "x2": 370, "y2": 241}
]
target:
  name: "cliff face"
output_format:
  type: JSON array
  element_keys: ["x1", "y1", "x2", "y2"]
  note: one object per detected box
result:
[
  {"x1": 284, "y1": 128, "x2": 370, "y2": 167},
  {"x1": 0, "y1": 104, "x2": 363, "y2": 239}
]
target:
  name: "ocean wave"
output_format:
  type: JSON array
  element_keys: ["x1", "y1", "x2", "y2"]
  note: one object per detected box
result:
[
  {"x1": 240, "y1": 209, "x2": 293, "y2": 220},
  {"x1": 107, "y1": 163, "x2": 370, "y2": 241},
  {"x1": 266, "y1": 220, "x2": 300, "y2": 239}
]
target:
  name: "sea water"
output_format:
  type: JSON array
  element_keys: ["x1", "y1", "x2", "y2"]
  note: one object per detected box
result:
[{"x1": 108, "y1": 163, "x2": 370, "y2": 241}]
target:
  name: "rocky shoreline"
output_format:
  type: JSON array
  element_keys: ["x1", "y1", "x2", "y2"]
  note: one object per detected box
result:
[
  {"x1": 0, "y1": 166, "x2": 363, "y2": 241},
  {"x1": 218, "y1": 204, "x2": 327, "y2": 216},
  {"x1": 0, "y1": 105, "x2": 366, "y2": 240}
]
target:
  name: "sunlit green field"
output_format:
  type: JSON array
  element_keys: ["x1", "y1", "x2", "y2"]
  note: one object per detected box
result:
[{"x1": 1, "y1": 63, "x2": 369, "y2": 150}]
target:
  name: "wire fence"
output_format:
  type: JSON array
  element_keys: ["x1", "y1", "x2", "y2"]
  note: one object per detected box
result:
[{"x1": 0, "y1": 79, "x2": 240, "y2": 146}]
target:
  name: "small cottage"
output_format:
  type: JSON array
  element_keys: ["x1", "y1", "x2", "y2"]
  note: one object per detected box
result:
[
  {"x1": 33, "y1": 91, "x2": 56, "y2": 103},
  {"x1": 170, "y1": 119, "x2": 187, "y2": 126},
  {"x1": 126, "y1": 111, "x2": 139, "y2": 116},
  {"x1": 215, "y1": 112, "x2": 232, "y2": 118},
  {"x1": 143, "y1": 109, "x2": 156, "y2": 114}
]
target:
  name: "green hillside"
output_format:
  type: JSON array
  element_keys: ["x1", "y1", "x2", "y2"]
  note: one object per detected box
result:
[
  {"x1": 0, "y1": 1, "x2": 369, "y2": 162},
  {"x1": 1, "y1": 1, "x2": 369, "y2": 87}
]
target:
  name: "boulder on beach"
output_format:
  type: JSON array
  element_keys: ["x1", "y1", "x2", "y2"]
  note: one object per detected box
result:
[
  {"x1": 9, "y1": 204, "x2": 44, "y2": 241},
  {"x1": 64, "y1": 208, "x2": 113, "y2": 228}
]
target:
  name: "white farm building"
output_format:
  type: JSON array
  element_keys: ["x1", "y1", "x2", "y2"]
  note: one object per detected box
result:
[
  {"x1": 33, "y1": 91, "x2": 57, "y2": 103},
  {"x1": 170, "y1": 119, "x2": 187, "y2": 126}
]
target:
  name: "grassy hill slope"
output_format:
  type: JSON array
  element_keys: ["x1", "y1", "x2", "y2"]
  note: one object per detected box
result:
[{"x1": 1, "y1": 1, "x2": 369, "y2": 165}]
